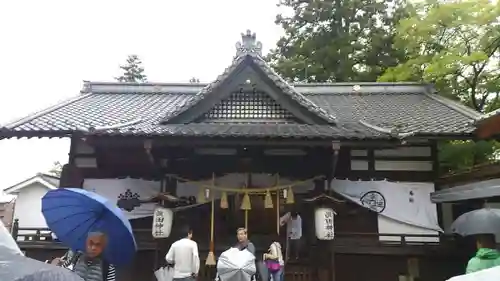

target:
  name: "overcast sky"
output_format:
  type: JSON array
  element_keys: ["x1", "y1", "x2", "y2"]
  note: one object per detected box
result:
[{"x1": 0, "y1": 0, "x2": 285, "y2": 193}]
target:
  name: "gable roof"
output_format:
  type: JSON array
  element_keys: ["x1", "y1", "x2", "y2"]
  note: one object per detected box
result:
[
  {"x1": 4, "y1": 173, "x2": 59, "y2": 194},
  {"x1": 162, "y1": 53, "x2": 337, "y2": 125},
  {"x1": 0, "y1": 31, "x2": 483, "y2": 141}
]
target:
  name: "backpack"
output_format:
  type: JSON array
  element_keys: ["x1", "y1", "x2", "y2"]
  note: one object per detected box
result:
[{"x1": 69, "y1": 251, "x2": 110, "y2": 280}]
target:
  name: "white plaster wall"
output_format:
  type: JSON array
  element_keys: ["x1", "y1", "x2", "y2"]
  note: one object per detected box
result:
[
  {"x1": 12, "y1": 182, "x2": 50, "y2": 239},
  {"x1": 350, "y1": 146, "x2": 434, "y2": 172}
]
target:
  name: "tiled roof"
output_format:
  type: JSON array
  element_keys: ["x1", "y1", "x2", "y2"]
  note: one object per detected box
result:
[
  {"x1": 0, "y1": 30, "x2": 482, "y2": 140},
  {"x1": 0, "y1": 82, "x2": 480, "y2": 140}
]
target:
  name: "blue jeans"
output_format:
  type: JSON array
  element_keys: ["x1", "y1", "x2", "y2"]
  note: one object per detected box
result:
[{"x1": 270, "y1": 266, "x2": 284, "y2": 281}]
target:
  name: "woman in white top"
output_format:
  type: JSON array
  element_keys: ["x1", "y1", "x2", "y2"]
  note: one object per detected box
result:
[{"x1": 263, "y1": 236, "x2": 284, "y2": 281}]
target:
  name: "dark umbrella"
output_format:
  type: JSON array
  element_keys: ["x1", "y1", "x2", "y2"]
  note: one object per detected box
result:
[
  {"x1": 451, "y1": 208, "x2": 500, "y2": 236},
  {"x1": 42, "y1": 188, "x2": 137, "y2": 266},
  {"x1": 0, "y1": 246, "x2": 84, "y2": 281}
]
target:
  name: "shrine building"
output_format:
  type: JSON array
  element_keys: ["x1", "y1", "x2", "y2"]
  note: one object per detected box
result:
[{"x1": 0, "y1": 30, "x2": 488, "y2": 281}]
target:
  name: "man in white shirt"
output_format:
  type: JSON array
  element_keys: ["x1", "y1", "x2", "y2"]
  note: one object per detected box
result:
[
  {"x1": 280, "y1": 211, "x2": 302, "y2": 260},
  {"x1": 165, "y1": 226, "x2": 200, "y2": 281}
]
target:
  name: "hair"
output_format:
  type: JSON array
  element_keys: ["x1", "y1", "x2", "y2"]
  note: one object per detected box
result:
[
  {"x1": 476, "y1": 234, "x2": 496, "y2": 249},
  {"x1": 291, "y1": 211, "x2": 299, "y2": 218},
  {"x1": 87, "y1": 231, "x2": 107, "y2": 246},
  {"x1": 87, "y1": 231, "x2": 107, "y2": 239},
  {"x1": 181, "y1": 225, "x2": 193, "y2": 237},
  {"x1": 236, "y1": 227, "x2": 247, "y2": 235}
]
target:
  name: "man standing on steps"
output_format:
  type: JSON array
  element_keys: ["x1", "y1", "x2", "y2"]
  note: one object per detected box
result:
[
  {"x1": 280, "y1": 210, "x2": 302, "y2": 260},
  {"x1": 165, "y1": 225, "x2": 200, "y2": 281}
]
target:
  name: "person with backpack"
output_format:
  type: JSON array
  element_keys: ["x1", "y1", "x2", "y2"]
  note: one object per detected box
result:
[
  {"x1": 263, "y1": 236, "x2": 284, "y2": 281},
  {"x1": 56, "y1": 231, "x2": 116, "y2": 281}
]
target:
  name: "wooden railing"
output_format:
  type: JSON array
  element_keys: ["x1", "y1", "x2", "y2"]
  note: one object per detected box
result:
[
  {"x1": 11, "y1": 221, "x2": 456, "y2": 251},
  {"x1": 11, "y1": 220, "x2": 463, "y2": 281}
]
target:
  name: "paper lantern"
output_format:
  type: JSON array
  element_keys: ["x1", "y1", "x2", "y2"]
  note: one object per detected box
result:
[
  {"x1": 152, "y1": 207, "x2": 173, "y2": 238},
  {"x1": 314, "y1": 207, "x2": 335, "y2": 240}
]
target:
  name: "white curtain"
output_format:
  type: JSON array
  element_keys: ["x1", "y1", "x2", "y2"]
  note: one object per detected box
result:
[
  {"x1": 83, "y1": 174, "x2": 314, "y2": 220},
  {"x1": 83, "y1": 178, "x2": 161, "y2": 220},
  {"x1": 330, "y1": 179, "x2": 442, "y2": 232}
]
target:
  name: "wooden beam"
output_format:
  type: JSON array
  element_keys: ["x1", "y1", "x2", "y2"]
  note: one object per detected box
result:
[
  {"x1": 347, "y1": 170, "x2": 434, "y2": 182},
  {"x1": 85, "y1": 135, "x2": 408, "y2": 148}
]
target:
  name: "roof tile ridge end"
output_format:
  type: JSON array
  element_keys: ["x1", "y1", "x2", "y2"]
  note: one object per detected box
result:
[
  {"x1": 1, "y1": 93, "x2": 93, "y2": 130},
  {"x1": 424, "y1": 92, "x2": 482, "y2": 121},
  {"x1": 358, "y1": 120, "x2": 416, "y2": 139}
]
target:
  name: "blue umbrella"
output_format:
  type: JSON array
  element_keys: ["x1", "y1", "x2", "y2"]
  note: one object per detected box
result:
[{"x1": 41, "y1": 188, "x2": 137, "y2": 266}]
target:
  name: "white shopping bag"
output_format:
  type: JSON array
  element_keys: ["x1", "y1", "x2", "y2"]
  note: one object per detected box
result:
[{"x1": 155, "y1": 266, "x2": 174, "y2": 281}]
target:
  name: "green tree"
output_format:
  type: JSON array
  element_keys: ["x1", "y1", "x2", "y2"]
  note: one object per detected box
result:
[
  {"x1": 115, "y1": 55, "x2": 148, "y2": 83},
  {"x1": 379, "y1": 0, "x2": 500, "y2": 111},
  {"x1": 267, "y1": 0, "x2": 411, "y2": 82},
  {"x1": 379, "y1": 0, "x2": 500, "y2": 173}
]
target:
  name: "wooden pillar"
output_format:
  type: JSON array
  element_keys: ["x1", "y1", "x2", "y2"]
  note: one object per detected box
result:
[
  {"x1": 11, "y1": 218, "x2": 19, "y2": 240},
  {"x1": 59, "y1": 164, "x2": 83, "y2": 188},
  {"x1": 431, "y1": 141, "x2": 444, "y2": 228},
  {"x1": 165, "y1": 177, "x2": 178, "y2": 197},
  {"x1": 330, "y1": 242, "x2": 336, "y2": 281},
  {"x1": 59, "y1": 135, "x2": 84, "y2": 188},
  {"x1": 313, "y1": 179, "x2": 324, "y2": 195}
]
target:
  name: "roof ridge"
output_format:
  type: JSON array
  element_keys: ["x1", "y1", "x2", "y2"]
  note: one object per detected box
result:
[
  {"x1": 424, "y1": 93, "x2": 481, "y2": 121},
  {"x1": 83, "y1": 81, "x2": 430, "y2": 95},
  {"x1": 37, "y1": 172, "x2": 60, "y2": 180},
  {"x1": 293, "y1": 82, "x2": 429, "y2": 86},
  {"x1": 0, "y1": 93, "x2": 92, "y2": 130},
  {"x1": 84, "y1": 81, "x2": 429, "y2": 87}
]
